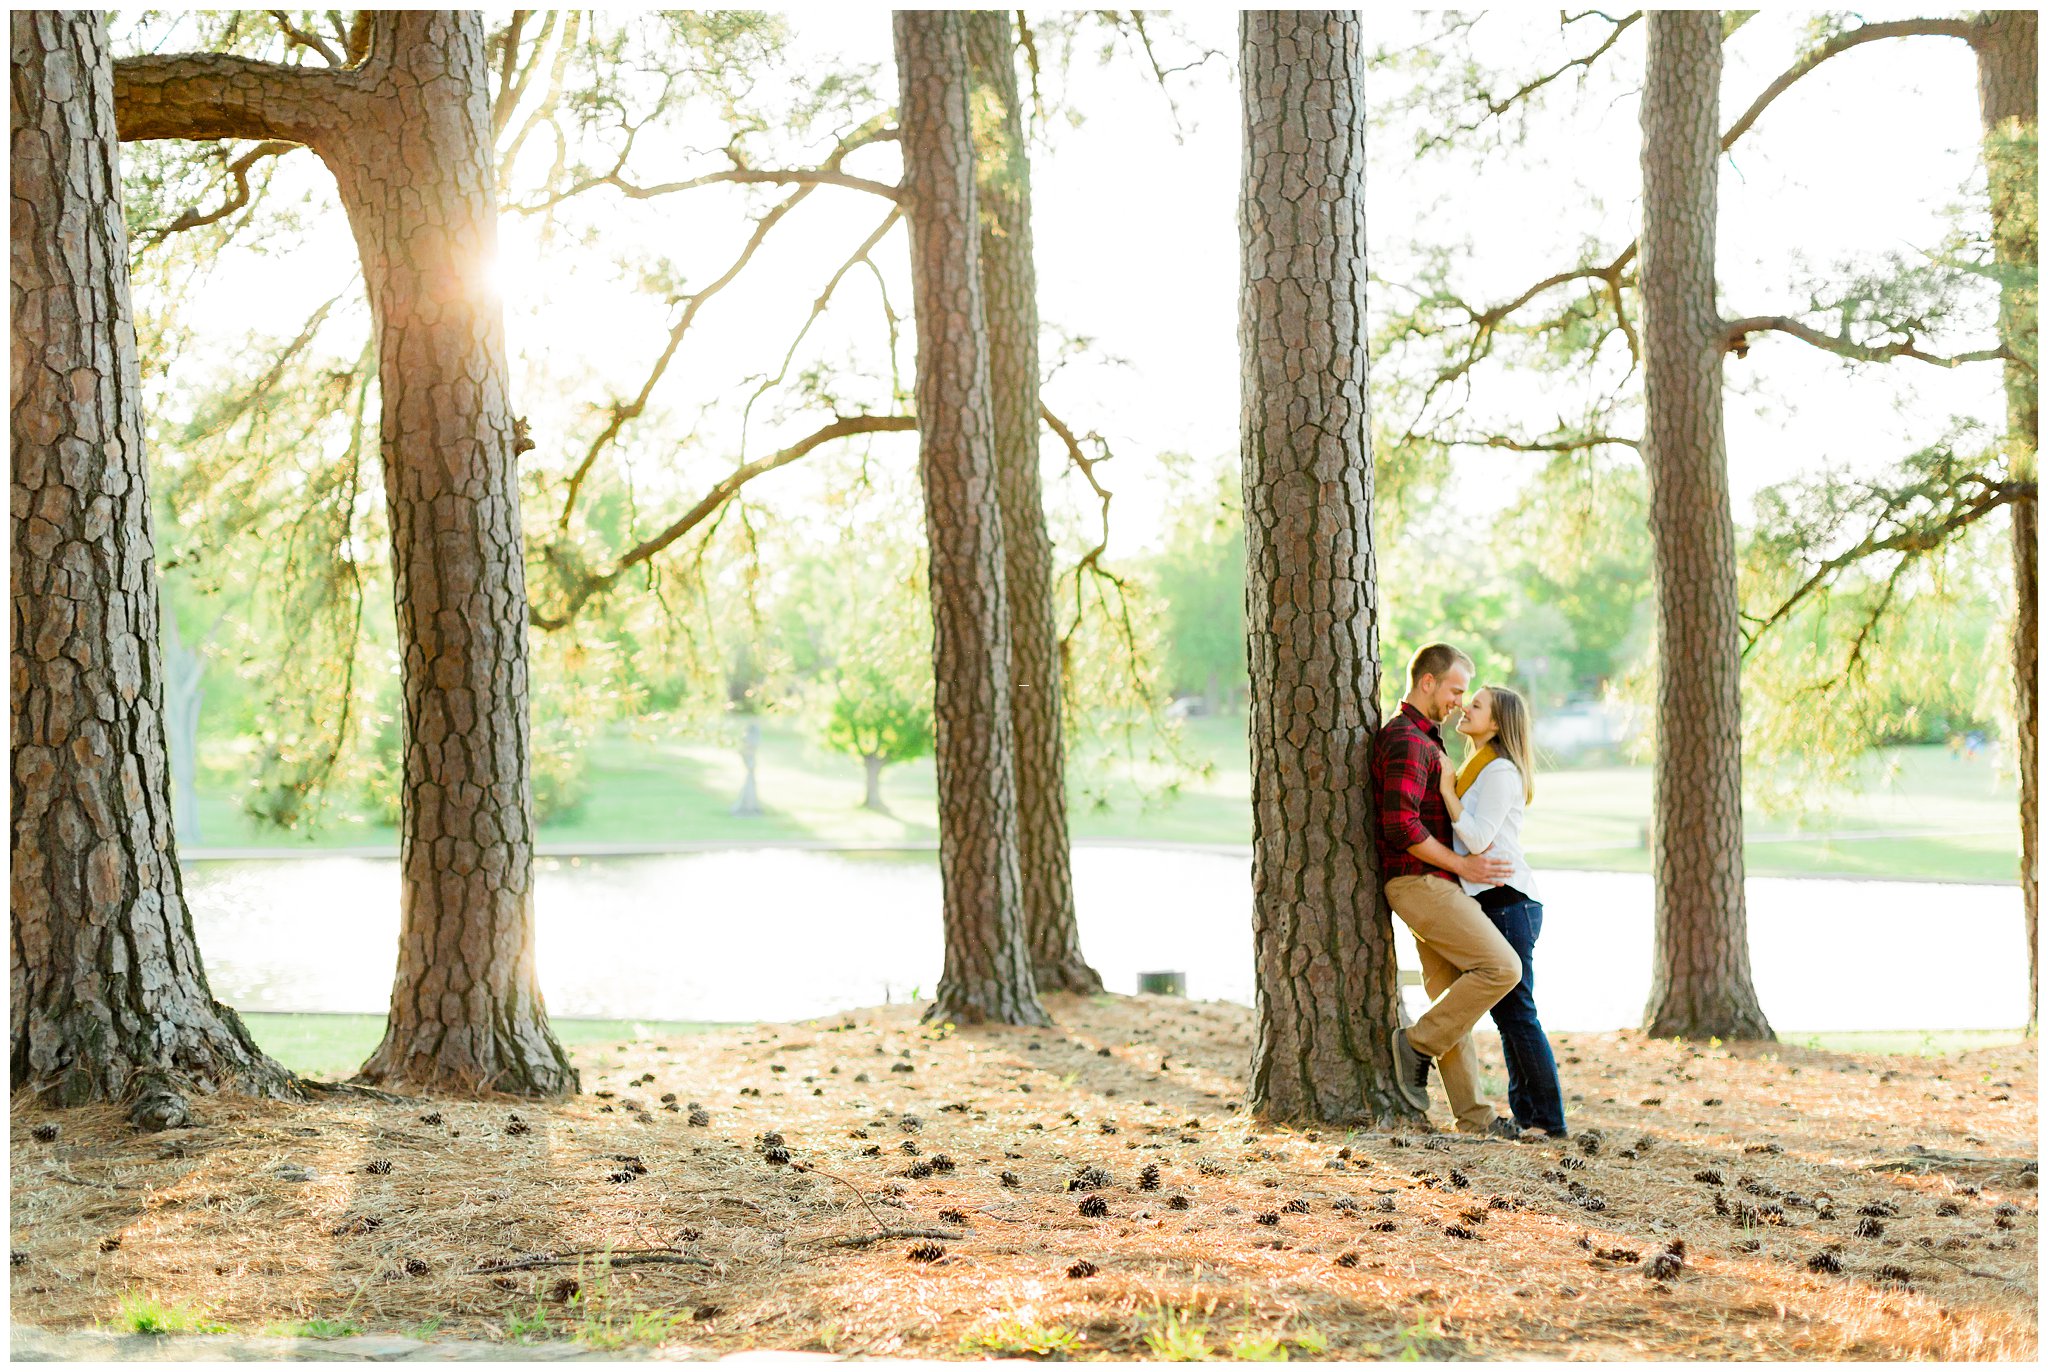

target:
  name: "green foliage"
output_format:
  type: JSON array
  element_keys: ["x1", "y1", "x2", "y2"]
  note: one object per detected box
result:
[
  {"x1": 1140, "y1": 1305, "x2": 1214, "y2": 1361},
  {"x1": 500, "y1": 1299, "x2": 551, "y2": 1343},
  {"x1": 821, "y1": 660, "x2": 935, "y2": 771},
  {"x1": 1146, "y1": 453, "x2": 1247, "y2": 703},
  {"x1": 958, "y1": 1315, "x2": 1084, "y2": 1358},
  {"x1": 1390, "y1": 1311, "x2": 1454, "y2": 1361},
  {"x1": 266, "y1": 1318, "x2": 363, "y2": 1340},
  {"x1": 116, "y1": 1293, "x2": 230, "y2": 1336}
]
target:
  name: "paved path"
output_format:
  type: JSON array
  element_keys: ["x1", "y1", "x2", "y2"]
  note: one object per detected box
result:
[{"x1": 10, "y1": 1327, "x2": 851, "y2": 1363}]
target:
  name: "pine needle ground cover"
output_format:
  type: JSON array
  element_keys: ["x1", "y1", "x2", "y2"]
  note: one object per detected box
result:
[{"x1": 9, "y1": 996, "x2": 2036, "y2": 1359}]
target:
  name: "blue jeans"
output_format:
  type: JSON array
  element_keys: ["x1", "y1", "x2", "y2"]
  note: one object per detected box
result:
[{"x1": 1483, "y1": 898, "x2": 1567, "y2": 1135}]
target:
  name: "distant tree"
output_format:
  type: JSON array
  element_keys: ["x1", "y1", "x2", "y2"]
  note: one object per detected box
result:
[
  {"x1": 1149, "y1": 456, "x2": 1249, "y2": 712},
  {"x1": 822, "y1": 659, "x2": 936, "y2": 813},
  {"x1": 10, "y1": 10, "x2": 295, "y2": 1118}
]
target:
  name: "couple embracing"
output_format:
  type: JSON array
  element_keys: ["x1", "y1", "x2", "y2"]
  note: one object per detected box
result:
[{"x1": 1372, "y1": 643, "x2": 1568, "y2": 1141}]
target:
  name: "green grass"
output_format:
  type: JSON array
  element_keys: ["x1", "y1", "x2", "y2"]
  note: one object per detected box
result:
[
  {"x1": 114, "y1": 1294, "x2": 230, "y2": 1335},
  {"x1": 959, "y1": 1315, "x2": 1085, "y2": 1359},
  {"x1": 263, "y1": 1318, "x2": 362, "y2": 1340},
  {"x1": 186, "y1": 716, "x2": 2017, "y2": 884},
  {"x1": 242, "y1": 1013, "x2": 722, "y2": 1079}
]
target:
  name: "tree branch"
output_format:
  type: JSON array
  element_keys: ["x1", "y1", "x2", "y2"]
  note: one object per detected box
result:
[
  {"x1": 532, "y1": 414, "x2": 918, "y2": 630},
  {"x1": 135, "y1": 140, "x2": 299, "y2": 249},
  {"x1": 267, "y1": 10, "x2": 342, "y2": 66},
  {"x1": 113, "y1": 52, "x2": 349, "y2": 146},
  {"x1": 1744, "y1": 475, "x2": 2033, "y2": 653},
  {"x1": 1723, "y1": 315, "x2": 2015, "y2": 370},
  {"x1": 1719, "y1": 18, "x2": 1975, "y2": 153}
]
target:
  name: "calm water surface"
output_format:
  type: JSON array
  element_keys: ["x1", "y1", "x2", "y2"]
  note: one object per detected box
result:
[{"x1": 181, "y1": 847, "x2": 2027, "y2": 1032}]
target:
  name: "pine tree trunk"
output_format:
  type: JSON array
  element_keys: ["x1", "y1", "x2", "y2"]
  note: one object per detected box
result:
[
  {"x1": 963, "y1": 10, "x2": 1100, "y2": 996},
  {"x1": 330, "y1": 14, "x2": 572, "y2": 1095},
  {"x1": 1638, "y1": 12, "x2": 1774, "y2": 1041},
  {"x1": 1239, "y1": 11, "x2": 1411, "y2": 1124},
  {"x1": 894, "y1": 10, "x2": 1048, "y2": 1029},
  {"x1": 10, "y1": 10, "x2": 294, "y2": 1116},
  {"x1": 114, "y1": 13, "x2": 575, "y2": 1096},
  {"x1": 1973, "y1": 10, "x2": 2038, "y2": 1033}
]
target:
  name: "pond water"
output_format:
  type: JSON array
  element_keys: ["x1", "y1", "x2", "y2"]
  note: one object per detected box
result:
[{"x1": 181, "y1": 846, "x2": 2027, "y2": 1032}]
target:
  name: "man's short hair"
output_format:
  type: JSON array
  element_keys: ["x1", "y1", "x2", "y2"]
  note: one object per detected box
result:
[{"x1": 1408, "y1": 643, "x2": 1474, "y2": 688}]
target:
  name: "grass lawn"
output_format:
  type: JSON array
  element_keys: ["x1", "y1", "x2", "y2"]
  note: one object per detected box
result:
[
  {"x1": 188, "y1": 715, "x2": 2018, "y2": 883},
  {"x1": 242, "y1": 1014, "x2": 722, "y2": 1079}
]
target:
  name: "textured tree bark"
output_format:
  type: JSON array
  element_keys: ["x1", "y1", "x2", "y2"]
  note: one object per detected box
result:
[
  {"x1": 894, "y1": 10, "x2": 1048, "y2": 1028},
  {"x1": 963, "y1": 10, "x2": 1100, "y2": 996},
  {"x1": 10, "y1": 10, "x2": 294, "y2": 1116},
  {"x1": 1239, "y1": 11, "x2": 1414, "y2": 1124},
  {"x1": 113, "y1": 12, "x2": 576, "y2": 1095},
  {"x1": 1972, "y1": 10, "x2": 2038, "y2": 1032},
  {"x1": 1638, "y1": 12, "x2": 1774, "y2": 1041}
]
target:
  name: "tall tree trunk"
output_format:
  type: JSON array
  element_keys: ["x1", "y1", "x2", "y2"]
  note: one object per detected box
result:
[
  {"x1": 963, "y1": 10, "x2": 1100, "y2": 996},
  {"x1": 1239, "y1": 11, "x2": 1411, "y2": 1124},
  {"x1": 1638, "y1": 12, "x2": 1773, "y2": 1041},
  {"x1": 894, "y1": 10, "x2": 1048, "y2": 1029},
  {"x1": 115, "y1": 12, "x2": 576, "y2": 1095},
  {"x1": 10, "y1": 10, "x2": 294, "y2": 1117},
  {"x1": 1972, "y1": 10, "x2": 2038, "y2": 1033}
]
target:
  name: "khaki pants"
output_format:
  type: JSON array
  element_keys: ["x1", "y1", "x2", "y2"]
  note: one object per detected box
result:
[{"x1": 1386, "y1": 874, "x2": 1522, "y2": 1133}]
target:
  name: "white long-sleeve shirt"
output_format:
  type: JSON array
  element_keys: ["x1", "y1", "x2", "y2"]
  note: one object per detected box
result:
[{"x1": 1450, "y1": 757, "x2": 1541, "y2": 901}]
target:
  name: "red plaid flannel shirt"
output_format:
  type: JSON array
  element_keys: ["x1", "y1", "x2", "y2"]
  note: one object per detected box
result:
[{"x1": 1372, "y1": 701, "x2": 1455, "y2": 882}]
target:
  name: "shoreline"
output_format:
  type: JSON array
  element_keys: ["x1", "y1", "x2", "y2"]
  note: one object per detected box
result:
[{"x1": 176, "y1": 835, "x2": 2021, "y2": 885}]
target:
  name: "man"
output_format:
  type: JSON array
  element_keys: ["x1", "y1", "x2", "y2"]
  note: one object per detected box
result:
[{"x1": 1373, "y1": 643, "x2": 1521, "y2": 1132}]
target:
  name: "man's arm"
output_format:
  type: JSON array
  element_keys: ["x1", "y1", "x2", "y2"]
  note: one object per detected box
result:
[{"x1": 1409, "y1": 833, "x2": 1513, "y2": 886}]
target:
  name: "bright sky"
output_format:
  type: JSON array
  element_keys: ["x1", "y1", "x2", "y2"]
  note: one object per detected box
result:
[{"x1": 157, "y1": 9, "x2": 2003, "y2": 564}]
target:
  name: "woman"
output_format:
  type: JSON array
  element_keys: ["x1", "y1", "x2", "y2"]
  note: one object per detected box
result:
[{"x1": 1437, "y1": 685, "x2": 1567, "y2": 1140}]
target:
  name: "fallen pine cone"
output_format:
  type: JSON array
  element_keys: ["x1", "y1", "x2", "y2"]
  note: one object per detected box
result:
[
  {"x1": 999, "y1": 1171, "x2": 1021, "y2": 1188},
  {"x1": 1138, "y1": 1163, "x2": 1161, "y2": 1191},
  {"x1": 938, "y1": 1209, "x2": 966, "y2": 1226},
  {"x1": 1370, "y1": 1220, "x2": 1397, "y2": 1233},
  {"x1": 1254, "y1": 1211, "x2": 1280, "y2": 1226},
  {"x1": 688, "y1": 1108, "x2": 711, "y2": 1127},
  {"x1": 1069, "y1": 1165, "x2": 1113, "y2": 1192},
  {"x1": 1167, "y1": 1194, "x2": 1190, "y2": 1210},
  {"x1": 1855, "y1": 1218, "x2": 1885, "y2": 1239},
  {"x1": 1594, "y1": 1247, "x2": 1640, "y2": 1264},
  {"x1": 1807, "y1": 1250, "x2": 1842, "y2": 1275},
  {"x1": 1283, "y1": 1198, "x2": 1310, "y2": 1214},
  {"x1": 402, "y1": 1257, "x2": 430, "y2": 1278},
  {"x1": 419, "y1": 1112, "x2": 442, "y2": 1126},
  {"x1": 30, "y1": 1124, "x2": 58, "y2": 1143},
  {"x1": 763, "y1": 1146, "x2": 791, "y2": 1167},
  {"x1": 905, "y1": 1241, "x2": 945, "y2": 1263},
  {"x1": 928, "y1": 1154, "x2": 955, "y2": 1173},
  {"x1": 1335, "y1": 1251, "x2": 1361, "y2": 1267},
  {"x1": 364, "y1": 1159, "x2": 393, "y2": 1176},
  {"x1": 1078, "y1": 1196, "x2": 1109, "y2": 1218},
  {"x1": 504, "y1": 1116, "x2": 530, "y2": 1137},
  {"x1": 1066, "y1": 1259, "x2": 1098, "y2": 1279},
  {"x1": 1875, "y1": 1264, "x2": 1915, "y2": 1286}
]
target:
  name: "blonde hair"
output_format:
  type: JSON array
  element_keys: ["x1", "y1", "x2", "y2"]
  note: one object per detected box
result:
[{"x1": 1482, "y1": 685, "x2": 1536, "y2": 805}]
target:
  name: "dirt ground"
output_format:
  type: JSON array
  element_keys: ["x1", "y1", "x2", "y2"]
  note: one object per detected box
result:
[{"x1": 9, "y1": 994, "x2": 2038, "y2": 1360}]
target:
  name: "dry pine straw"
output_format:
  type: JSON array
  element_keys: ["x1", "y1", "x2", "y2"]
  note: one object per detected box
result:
[{"x1": 8, "y1": 995, "x2": 2038, "y2": 1360}]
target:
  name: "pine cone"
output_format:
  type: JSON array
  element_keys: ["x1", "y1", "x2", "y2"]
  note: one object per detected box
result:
[
  {"x1": 1807, "y1": 1250, "x2": 1842, "y2": 1274},
  {"x1": 1078, "y1": 1195, "x2": 1109, "y2": 1218},
  {"x1": 1066, "y1": 1259, "x2": 1098, "y2": 1279},
  {"x1": 905, "y1": 1241, "x2": 944, "y2": 1263},
  {"x1": 1283, "y1": 1198, "x2": 1310, "y2": 1215},
  {"x1": 1254, "y1": 1211, "x2": 1280, "y2": 1226},
  {"x1": 688, "y1": 1108, "x2": 711, "y2": 1127},
  {"x1": 763, "y1": 1146, "x2": 790, "y2": 1167},
  {"x1": 1167, "y1": 1195, "x2": 1190, "y2": 1210},
  {"x1": 1138, "y1": 1163, "x2": 1161, "y2": 1191},
  {"x1": 30, "y1": 1124, "x2": 58, "y2": 1143}
]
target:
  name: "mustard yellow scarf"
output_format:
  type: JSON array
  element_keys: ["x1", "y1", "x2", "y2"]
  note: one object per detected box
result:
[{"x1": 1453, "y1": 743, "x2": 1497, "y2": 798}]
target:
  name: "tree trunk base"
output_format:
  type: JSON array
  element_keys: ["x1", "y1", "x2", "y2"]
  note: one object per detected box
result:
[
  {"x1": 1643, "y1": 1001, "x2": 1775, "y2": 1042},
  {"x1": 922, "y1": 984, "x2": 1051, "y2": 1029},
  {"x1": 14, "y1": 999, "x2": 301, "y2": 1116},
  {"x1": 1033, "y1": 957, "x2": 1105, "y2": 995},
  {"x1": 355, "y1": 1019, "x2": 578, "y2": 1098}
]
